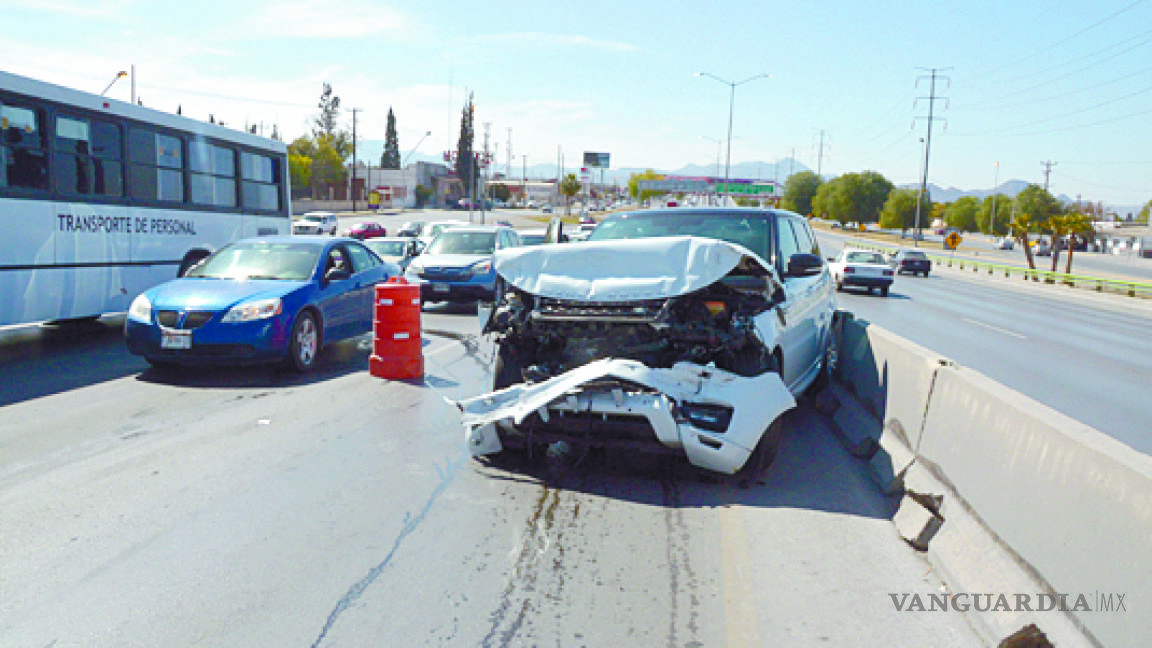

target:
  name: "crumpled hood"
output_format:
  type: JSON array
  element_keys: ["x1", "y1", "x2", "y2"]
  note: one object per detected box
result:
[{"x1": 493, "y1": 235, "x2": 772, "y2": 302}]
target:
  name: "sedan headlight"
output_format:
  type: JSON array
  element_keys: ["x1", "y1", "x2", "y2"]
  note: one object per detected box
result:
[
  {"x1": 128, "y1": 293, "x2": 152, "y2": 322},
  {"x1": 221, "y1": 297, "x2": 283, "y2": 323},
  {"x1": 470, "y1": 260, "x2": 492, "y2": 276}
]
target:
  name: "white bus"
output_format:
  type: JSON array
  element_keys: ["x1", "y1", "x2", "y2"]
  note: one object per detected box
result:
[{"x1": 0, "y1": 70, "x2": 291, "y2": 327}]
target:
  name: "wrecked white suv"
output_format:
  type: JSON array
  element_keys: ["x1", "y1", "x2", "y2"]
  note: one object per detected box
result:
[{"x1": 458, "y1": 208, "x2": 839, "y2": 477}]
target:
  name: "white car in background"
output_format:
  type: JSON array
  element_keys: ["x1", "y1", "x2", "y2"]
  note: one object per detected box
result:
[
  {"x1": 828, "y1": 248, "x2": 895, "y2": 296},
  {"x1": 292, "y1": 211, "x2": 339, "y2": 236}
]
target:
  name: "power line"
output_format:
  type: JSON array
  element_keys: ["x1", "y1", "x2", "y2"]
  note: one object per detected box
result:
[{"x1": 967, "y1": 0, "x2": 1150, "y2": 83}]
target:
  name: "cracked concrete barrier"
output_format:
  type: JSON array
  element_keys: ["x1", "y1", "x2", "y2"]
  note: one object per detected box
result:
[
  {"x1": 913, "y1": 364, "x2": 1152, "y2": 647},
  {"x1": 835, "y1": 319, "x2": 950, "y2": 493}
]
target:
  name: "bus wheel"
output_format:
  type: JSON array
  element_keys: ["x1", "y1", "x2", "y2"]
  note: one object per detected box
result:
[{"x1": 178, "y1": 251, "x2": 210, "y2": 277}]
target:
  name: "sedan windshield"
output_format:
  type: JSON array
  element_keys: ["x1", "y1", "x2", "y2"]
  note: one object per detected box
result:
[
  {"x1": 186, "y1": 242, "x2": 320, "y2": 281},
  {"x1": 427, "y1": 231, "x2": 496, "y2": 255},
  {"x1": 588, "y1": 211, "x2": 772, "y2": 261}
]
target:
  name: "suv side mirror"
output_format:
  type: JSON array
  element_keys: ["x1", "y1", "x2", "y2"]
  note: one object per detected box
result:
[{"x1": 786, "y1": 253, "x2": 824, "y2": 277}]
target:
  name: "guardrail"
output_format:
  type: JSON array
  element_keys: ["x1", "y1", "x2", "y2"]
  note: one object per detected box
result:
[{"x1": 843, "y1": 237, "x2": 1152, "y2": 299}]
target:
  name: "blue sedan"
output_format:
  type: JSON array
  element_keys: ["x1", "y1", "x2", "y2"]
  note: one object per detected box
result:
[{"x1": 125, "y1": 236, "x2": 400, "y2": 371}]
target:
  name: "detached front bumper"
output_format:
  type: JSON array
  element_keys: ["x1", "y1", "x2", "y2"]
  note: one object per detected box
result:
[{"x1": 456, "y1": 358, "x2": 795, "y2": 475}]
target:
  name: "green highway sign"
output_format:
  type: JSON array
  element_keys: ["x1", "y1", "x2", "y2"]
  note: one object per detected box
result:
[{"x1": 715, "y1": 183, "x2": 776, "y2": 195}]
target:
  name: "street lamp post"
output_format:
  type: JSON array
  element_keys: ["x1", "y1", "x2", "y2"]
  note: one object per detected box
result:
[
  {"x1": 101, "y1": 71, "x2": 128, "y2": 97},
  {"x1": 695, "y1": 72, "x2": 771, "y2": 203}
]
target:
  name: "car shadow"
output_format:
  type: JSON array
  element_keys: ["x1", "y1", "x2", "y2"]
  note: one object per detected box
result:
[
  {"x1": 470, "y1": 399, "x2": 897, "y2": 522},
  {"x1": 134, "y1": 335, "x2": 374, "y2": 389},
  {"x1": 0, "y1": 316, "x2": 149, "y2": 408}
]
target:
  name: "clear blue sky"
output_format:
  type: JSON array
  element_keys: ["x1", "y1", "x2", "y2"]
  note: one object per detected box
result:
[{"x1": 3, "y1": 0, "x2": 1149, "y2": 210}]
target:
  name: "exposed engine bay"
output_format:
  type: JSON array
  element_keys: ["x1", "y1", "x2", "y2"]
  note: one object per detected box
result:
[{"x1": 456, "y1": 236, "x2": 799, "y2": 475}]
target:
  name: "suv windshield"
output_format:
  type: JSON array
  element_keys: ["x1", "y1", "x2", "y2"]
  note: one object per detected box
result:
[
  {"x1": 587, "y1": 210, "x2": 773, "y2": 261},
  {"x1": 427, "y1": 231, "x2": 496, "y2": 255}
]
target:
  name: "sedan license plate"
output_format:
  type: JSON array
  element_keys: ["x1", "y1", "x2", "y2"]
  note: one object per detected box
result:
[
  {"x1": 161, "y1": 329, "x2": 192, "y2": 350},
  {"x1": 433, "y1": 283, "x2": 451, "y2": 293}
]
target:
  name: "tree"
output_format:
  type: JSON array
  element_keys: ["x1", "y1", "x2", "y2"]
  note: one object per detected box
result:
[
  {"x1": 627, "y1": 169, "x2": 664, "y2": 202},
  {"x1": 314, "y1": 83, "x2": 341, "y2": 140},
  {"x1": 880, "y1": 188, "x2": 932, "y2": 232},
  {"x1": 287, "y1": 136, "x2": 316, "y2": 197},
  {"x1": 560, "y1": 173, "x2": 581, "y2": 214},
  {"x1": 977, "y1": 194, "x2": 1011, "y2": 235},
  {"x1": 381, "y1": 108, "x2": 400, "y2": 169},
  {"x1": 944, "y1": 196, "x2": 980, "y2": 232},
  {"x1": 455, "y1": 93, "x2": 475, "y2": 198},
  {"x1": 811, "y1": 171, "x2": 893, "y2": 225},
  {"x1": 781, "y1": 170, "x2": 822, "y2": 215},
  {"x1": 1138, "y1": 199, "x2": 1151, "y2": 224}
]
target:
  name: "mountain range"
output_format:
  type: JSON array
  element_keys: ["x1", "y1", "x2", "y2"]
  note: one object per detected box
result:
[{"x1": 355, "y1": 140, "x2": 1128, "y2": 211}]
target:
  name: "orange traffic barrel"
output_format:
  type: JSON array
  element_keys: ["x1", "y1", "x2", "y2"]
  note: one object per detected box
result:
[{"x1": 370, "y1": 277, "x2": 424, "y2": 379}]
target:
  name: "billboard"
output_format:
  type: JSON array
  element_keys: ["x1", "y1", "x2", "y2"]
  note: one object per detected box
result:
[{"x1": 583, "y1": 151, "x2": 610, "y2": 168}]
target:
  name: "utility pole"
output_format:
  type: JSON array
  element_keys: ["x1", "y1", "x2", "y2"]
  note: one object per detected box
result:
[
  {"x1": 1041, "y1": 160, "x2": 1057, "y2": 191},
  {"x1": 521, "y1": 155, "x2": 528, "y2": 208},
  {"x1": 482, "y1": 122, "x2": 491, "y2": 224},
  {"x1": 506, "y1": 127, "x2": 513, "y2": 179},
  {"x1": 350, "y1": 107, "x2": 362, "y2": 212},
  {"x1": 912, "y1": 67, "x2": 952, "y2": 245},
  {"x1": 815, "y1": 130, "x2": 828, "y2": 177}
]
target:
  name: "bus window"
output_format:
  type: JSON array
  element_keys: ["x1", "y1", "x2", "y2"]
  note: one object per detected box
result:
[
  {"x1": 240, "y1": 151, "x2": 282, "y2": 212},
  {"x1": 189, "y1": 140, "x2": 237, "y2": 208},
  {"x1": 1, "y1": 103, "x2": 48, "y2": 191},
  {"x1": 54, "y1": 115, "x2": 123, "y2": 198},
  {"x1": 128, "y1": 128, "x2": 183, "y2": 203}
]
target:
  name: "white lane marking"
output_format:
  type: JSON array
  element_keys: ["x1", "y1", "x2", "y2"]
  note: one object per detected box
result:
[{"x1": 961, "y1": 317, "x2": 1027, "y2": 339}]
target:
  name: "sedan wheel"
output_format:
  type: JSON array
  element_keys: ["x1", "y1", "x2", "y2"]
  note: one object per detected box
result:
[{"x1": 286, "y1": 311, "x2": 320, "y2": 372}]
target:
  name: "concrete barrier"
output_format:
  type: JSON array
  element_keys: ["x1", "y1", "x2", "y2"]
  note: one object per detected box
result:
[
  {"x1": 833, "y1": 323, "x2": 1152, "y2": 646},
  {"x1": 835, "y1": 319, "x2": 950, "y2": 493},
  {"x1": 914, "y1": 365, "x2": 1152, "y2": 647}
]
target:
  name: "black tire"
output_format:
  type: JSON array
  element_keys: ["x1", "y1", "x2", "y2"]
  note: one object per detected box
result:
[
  {"x1": 809, "y1": 317, "x2": 841, "y2": 394},
  {"x1": 835, "y1": 278, "x2": 844, "y2": 292},
  {"x1": 922, "y1": 271, "x2": 929, "y2": 277},
  {"x1": 733, "y1": 417, "x2": 784, "y2": 485},
  {"x1": 492, "y1": 343, "x2": 523, "y2": 390},
  {"x1": 880, "y1": 285, "x2": 889, "y2": 297},
  {"x1": 285, "y1": 310, "x2": 320, "y2": 372}
]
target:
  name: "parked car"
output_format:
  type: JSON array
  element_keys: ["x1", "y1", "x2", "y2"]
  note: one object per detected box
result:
[
  {"x1": 889, "y1": 248, "x2": 932, "y2": 277},
  {"x1": 458, "y1": 207, "x2": 839, "y2": 478},
  {"x1": 364, "y1": 236, "x2": 424, "y2": 270},
  {"x1": 540, "y1": 204, "x2": 553, "y2": 214},
  {"x1": 1034, "y1": 240, "x2": 1052, "y2": 256},
  {"x1": 996, "y1": 237, "x2": 1015, "y2": 250},
  {"x1": 345, "y1": 221, "x2": 387, "y2": 240},
  {"x1": 828, "y1": 248, "x2": 895, "y2": 296},
  {"x1": 124, "y1": 237, "x2": 400, "y2": 371},
  {"x1": 396, "y1": 221, "x2": 425, "y2": 237},
  {"x1": 417, "y1": 220, "x2": 471, "y2": 247},
  {"x1": 292, "y1": 211, "x2": 339, "y2": 236},
  {"x1": 404, "y1": 225, "x2": 522, "y2": 303}
]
